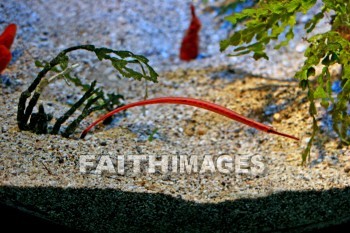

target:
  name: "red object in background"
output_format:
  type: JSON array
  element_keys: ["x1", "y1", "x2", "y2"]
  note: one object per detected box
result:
[
  {"x1": 0, "y1": 24, "x2": 17, "y2": 73},
  {"x1": 180, "y1": 4, "x2": 201, "y2": 61},
  {"x1": 0, "y1": 45, "x2": 12, "y2": 73},
  {"x1": 0, "y1": 24, "x2": 17, "y2": 50}
]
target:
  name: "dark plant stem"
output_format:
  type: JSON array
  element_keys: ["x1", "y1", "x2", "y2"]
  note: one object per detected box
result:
[
  {"x1": 51, "y1": 80, "x2": 98, "y2": 134},
  {"x1": 27, "y1": 104, "x2": 52, "y2": 134},
  {"x1": 17, "y1": 90, "x2": 31, "y2": 130},
  {"x1": 62, "y1": 96, "x2": 104, "y2": 138},
  {"x1": 22, "y1": 92, "x2": 41, "y2": 129}
]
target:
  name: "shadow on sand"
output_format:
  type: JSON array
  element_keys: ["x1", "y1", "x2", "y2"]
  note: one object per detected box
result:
[{"x1": 0, "y1": 186, "x2": 349, "y2": 232}]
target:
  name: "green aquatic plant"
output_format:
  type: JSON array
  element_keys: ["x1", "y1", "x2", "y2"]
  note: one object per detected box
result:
[
  {"x1": 220, "y1": 0, "x2": 350, "y2": 163},
  {"x1": 17, "y1": 44, "x2": 158, "y2": 137},
  {"x1": 148, "y1": 128, "x2": 159, "y2": 142}
]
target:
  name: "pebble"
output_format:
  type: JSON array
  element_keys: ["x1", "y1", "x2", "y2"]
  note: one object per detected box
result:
[
  {"x1": 295, "y1": 43, "x2": 308, "y2": 53},
  {"x1": 196, "y1": 125, "x2": 208, "y2": 136},
  {"x1": 1, "y1": 125, "x2": 8, "y2": 133},
  {"x1": 344, "y1": 164, "x2": 350, "y2": 173},
  {"x1": 303, "y1": 137, "x2": 311, "y2": 143},
  {"x1": 273, "y1": 113, "x2": 281, "y2": 123},
  {"x1": 184, "y1": 125, "x2": 195, "y2": 137}
]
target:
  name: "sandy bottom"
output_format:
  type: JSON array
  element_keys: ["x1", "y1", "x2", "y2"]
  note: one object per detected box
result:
[{"x1": 0, "y1": 1, "x2": 349, "y2": 232}]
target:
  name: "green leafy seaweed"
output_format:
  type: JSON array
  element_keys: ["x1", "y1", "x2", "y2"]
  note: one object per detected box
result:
[
  {"x1": 220, "y1": 0, "x2": 350, "y2": 163},
  {"x1": 17, "y1": 45, "x2": 158, "y2": 137}
]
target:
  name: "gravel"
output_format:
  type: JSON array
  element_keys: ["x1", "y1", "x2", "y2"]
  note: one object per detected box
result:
[{"x1": 0, "y1": 0, "x2": 349, "y2": 232}]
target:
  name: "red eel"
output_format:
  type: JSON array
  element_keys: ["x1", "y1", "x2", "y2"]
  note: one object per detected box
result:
[{"x1": 81, "y1": 97, "x2": 299, "y2": 141}]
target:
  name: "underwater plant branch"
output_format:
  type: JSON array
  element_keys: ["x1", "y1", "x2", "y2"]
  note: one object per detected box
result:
[
  {"x1": 19, "y1": 92, "x2": 41, "y2": 130},
  {"x1": 17, "y1": 91, "x2": 33, "y2": 130},
  {"x1": 220, "y1": 0, "x2": 318, "y2": 59},
  {"x1": 331, "y1": 78, "x2": 350, "y2": 145},
  {"x1": 51, "y1": 80, "x2": 99, "y2": 134},
  {"x1": 296, "y1": 30, "x2": 350, "y2": 160},
  {"x1": 47, "y1": 63, "x2": 79, "y2": 83},
  {"x1": 302, "y1": 115, "x2": 318, "y2": 165},
  {"x1": 81, "y1": 97, "x2": 299, "y2": 141},
  {"x1": 17, "y1": 44, "x2": 158, "y2": 135},
  {"x1": 28, "y1": 45, "x2": 95, "y2": 93},
  {"x1": 27, "y1": 104, "x2": 52, "y2": 134},
  {"x1": 64, "y1": 73, "x2": 124, "y2": 125},
  {"x1": 140, "y1": 63, "x2": 148, "y2": 116},
  {"x1": 62, "y1": 95, "x2": 105, "y2": 138},
  {"x1": 36, "y1": 63, "x2": 79, "y2": 93},
  {"x1": 17, "y1": 63, "x2": 80, "y2": 130},
  {"x1": 17, "y1": 45, "x2": 95, "y2": 130}
]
